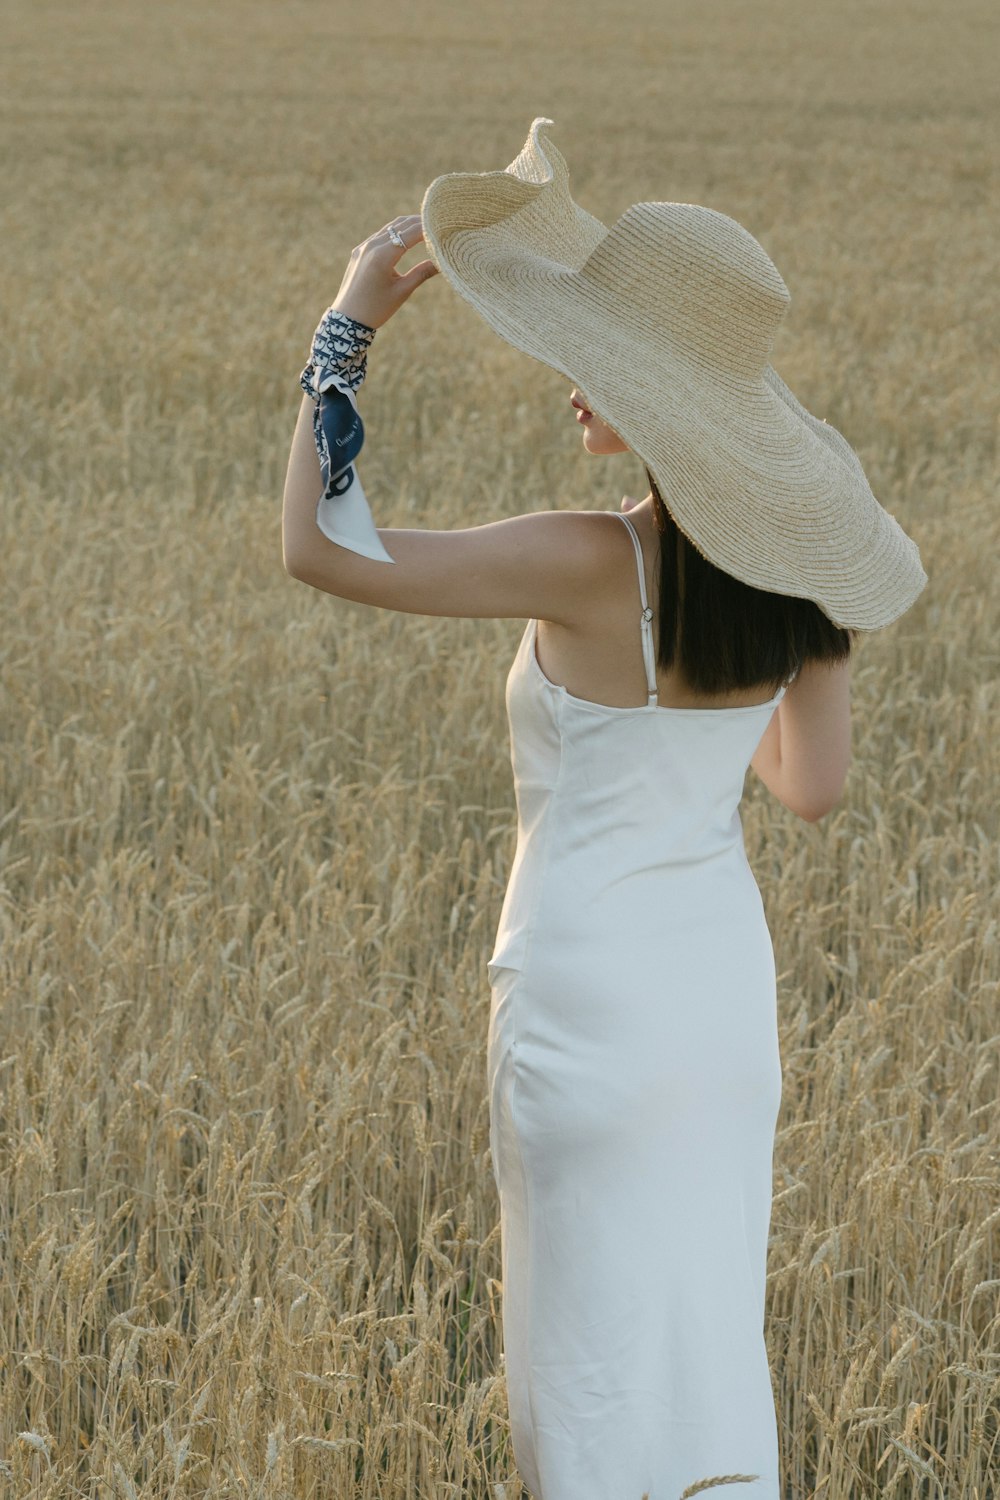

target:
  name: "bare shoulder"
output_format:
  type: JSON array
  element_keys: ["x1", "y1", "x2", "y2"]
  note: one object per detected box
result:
[
  {"x1": 474, "y1": 505, "x2": 631, "y2": 578},
  {"x1": 526, "y1": 507, "x2": 639, "y2": 619},
  {"x1": 528, "y1": 503, "x2": 646, "y2": 558},
  {"x1": 514, "y1": 506, "x2": 625, "y2": 546}
]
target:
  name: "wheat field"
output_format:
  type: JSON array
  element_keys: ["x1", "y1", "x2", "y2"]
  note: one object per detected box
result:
[{"x1": 1, "y1": 0, "x2": 997, "y2": 1495}]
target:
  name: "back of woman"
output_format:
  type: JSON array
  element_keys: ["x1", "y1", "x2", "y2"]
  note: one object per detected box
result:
[{"x1": 486, "y1": 509, "x2": 794, "y2": 1497}]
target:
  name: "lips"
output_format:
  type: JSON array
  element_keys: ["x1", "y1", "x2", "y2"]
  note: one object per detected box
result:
[{"x1": 570, "y1": 395, "x2": 593, "y2": 420}]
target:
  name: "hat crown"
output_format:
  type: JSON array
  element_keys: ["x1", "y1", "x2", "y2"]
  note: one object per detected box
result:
[
  {"x1": 580, "y1": 202, "x2": 791, "y2": 378},
  {"x1": 423, "y1": 117, "x2": 607, "y2": 277}
]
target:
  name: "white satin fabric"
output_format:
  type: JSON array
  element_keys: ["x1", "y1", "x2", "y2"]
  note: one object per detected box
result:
[{"x1": 486, "y1": 512, "x2": 787, "y2": 1500}]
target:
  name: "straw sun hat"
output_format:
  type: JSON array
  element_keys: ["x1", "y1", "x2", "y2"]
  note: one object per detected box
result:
[{"x1": 420, "y1": 117, "x2": 927, "y2": 631}]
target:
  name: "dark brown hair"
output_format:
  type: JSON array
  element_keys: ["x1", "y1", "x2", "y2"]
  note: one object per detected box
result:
[{"x1": 645, "y1": 467, "x2": 856, "y2": 694}]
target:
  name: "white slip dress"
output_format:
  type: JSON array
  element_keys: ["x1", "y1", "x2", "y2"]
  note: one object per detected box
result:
[{"x1": 486, "y1": 509, "x2": 788, "y2": 1500}]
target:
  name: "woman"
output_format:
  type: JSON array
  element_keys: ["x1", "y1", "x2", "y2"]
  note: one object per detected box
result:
[{"x1": 282, "y1": 121, "x2": 926, "y2": 1500}]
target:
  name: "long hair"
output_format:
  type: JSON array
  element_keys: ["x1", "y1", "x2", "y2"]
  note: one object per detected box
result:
[{"x1": 645, "y1": 467, "x2": 856, "y2": 695}]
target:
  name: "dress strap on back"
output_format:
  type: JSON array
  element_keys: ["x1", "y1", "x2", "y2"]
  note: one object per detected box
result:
[{"x1": 612, "y1": 511, "x2": 658, "y2": 707}]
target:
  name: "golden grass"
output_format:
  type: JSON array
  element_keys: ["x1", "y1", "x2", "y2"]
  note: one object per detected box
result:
[{"x1": 0, "y1": 0, "x2": 997, "y2": 1495}]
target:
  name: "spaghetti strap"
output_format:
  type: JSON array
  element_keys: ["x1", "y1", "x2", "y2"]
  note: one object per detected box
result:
[{"x1": 612, "y1": 511, "x2": 658, "y2": 706}]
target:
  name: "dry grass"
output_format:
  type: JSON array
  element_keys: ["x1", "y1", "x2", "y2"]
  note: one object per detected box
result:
[{"x1": 0, "y1": 0, "x2": 997, "y2": 1495}]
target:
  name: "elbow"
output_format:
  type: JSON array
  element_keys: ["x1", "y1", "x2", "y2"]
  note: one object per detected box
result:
[
  {"x1": 797, "y1": 776, "x2": 850, "y2": 824},
  {"x1": 773, "y1": 723, "x2": 851, "y2": 825},
  {"x1": 282, "y1": 535, "x2": 315, "y2": 585},
  {"x1": 799, "y1": 799, "x2": 837, "y2": 824}
]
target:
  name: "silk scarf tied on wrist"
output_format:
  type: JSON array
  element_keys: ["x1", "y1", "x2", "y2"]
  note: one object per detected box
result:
[{"x1": 299, "y1": 308, "x2": 395, "y2": 564}]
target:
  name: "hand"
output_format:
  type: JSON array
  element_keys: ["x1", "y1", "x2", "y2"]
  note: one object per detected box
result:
[{"x1": 330, "y1": 214, "x2": 439, "y2": 330}]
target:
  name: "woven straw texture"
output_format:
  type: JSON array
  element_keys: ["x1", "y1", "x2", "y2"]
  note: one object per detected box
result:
[{"x1": 421, "y1": 117, "x2": 927, "y2": 631}]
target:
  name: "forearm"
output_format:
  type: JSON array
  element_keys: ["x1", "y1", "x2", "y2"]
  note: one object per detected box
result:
[{"x1": 281, "y1": 392, "x2": 329, "y2": 577}]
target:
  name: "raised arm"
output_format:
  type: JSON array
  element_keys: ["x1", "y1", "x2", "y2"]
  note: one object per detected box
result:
[
  {"x1": 749, "y1": 657, "x2": 852, "y2": 822},
  {"x1": 281, "y1": 213, "x2": 624, "y2": 624}
]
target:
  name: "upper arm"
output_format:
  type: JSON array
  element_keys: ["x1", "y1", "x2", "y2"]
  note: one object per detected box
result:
[
  {"x1": 750, "y1": 657, "x2": 852, "y2": 822},
  {"x1": 287, "y1": 511, "x2": 622, "y2": 621},
  {"x1": 281, "y1": 396, "x2": 620, "y2": 622}
]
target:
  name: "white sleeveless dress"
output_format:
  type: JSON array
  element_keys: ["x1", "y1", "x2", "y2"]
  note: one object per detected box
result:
[{"x1": 486, "y1": 510, "x2": 787, "y2": 1500}]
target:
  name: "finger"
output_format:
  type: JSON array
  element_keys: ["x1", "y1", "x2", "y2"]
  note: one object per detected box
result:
[
  {"x1": 375, "y1": 215, "x2": 419, "y2": 238},
  {"x1": 396, "y1": 258, "x2": 439, "y2": 292},
  {"x1": 373, "y1": 216, "x2": 426, "y2": 253}
]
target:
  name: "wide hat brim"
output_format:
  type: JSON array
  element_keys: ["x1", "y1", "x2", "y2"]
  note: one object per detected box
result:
[{"x1": 421, "y1": 118, "x2": 927, "y2": 631}]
